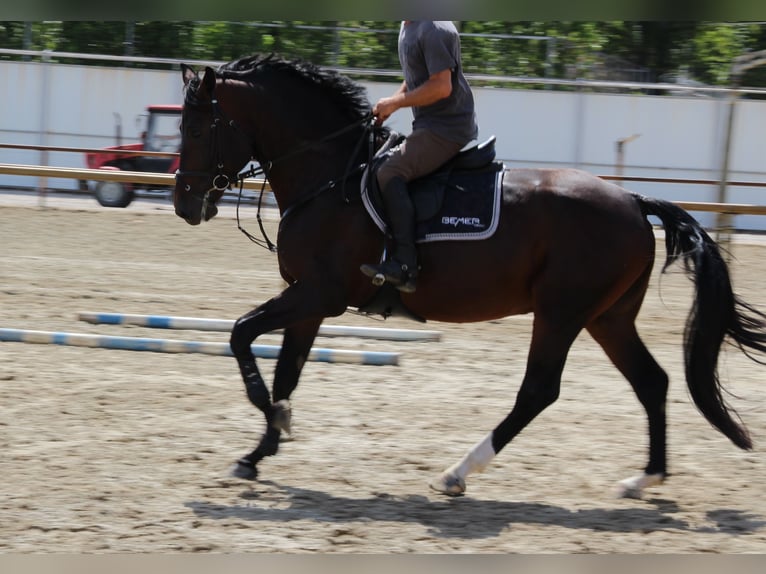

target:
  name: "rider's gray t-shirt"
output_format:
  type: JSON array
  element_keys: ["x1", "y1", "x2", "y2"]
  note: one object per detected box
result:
[{"x1": 398, "y1": 21, "x2": 478, "y2": 145}]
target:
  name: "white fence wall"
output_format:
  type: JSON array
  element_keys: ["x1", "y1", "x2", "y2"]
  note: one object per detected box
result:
[{"x1": 1, "y1": 60, "x2": 765, "y2": 229}]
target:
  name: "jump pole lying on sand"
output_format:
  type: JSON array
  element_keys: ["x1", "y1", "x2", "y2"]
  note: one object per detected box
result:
[
  {"x1": 0, "y1": 328, "x2": 399, "y2": 366},
  {"x1": 77, "y1": 312, "x2": 442, "y2": 342}
]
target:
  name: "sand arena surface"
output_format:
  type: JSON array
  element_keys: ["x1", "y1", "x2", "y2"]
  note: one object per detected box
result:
[{"x1": 1, "y1": 197, "x2": 765, "y2": 552}]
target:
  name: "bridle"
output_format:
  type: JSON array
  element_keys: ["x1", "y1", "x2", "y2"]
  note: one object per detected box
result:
[
  {"x1": 176, "y1": 83, "x2": 377, "y2": 250},
  {"x1": 175, "y1": 97, "x2": 250, "y2": 223}
]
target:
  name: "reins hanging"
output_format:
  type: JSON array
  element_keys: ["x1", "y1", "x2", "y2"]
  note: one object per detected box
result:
[
  {"x1": 235, "y1": 162, "x2": 277, "y2": 252},
  {"x1": 233, "y1": 114, "x2": 377, "y2": 252}
]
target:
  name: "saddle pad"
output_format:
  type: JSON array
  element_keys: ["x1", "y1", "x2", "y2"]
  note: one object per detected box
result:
[{"x1": 361, "y1": 168, "x2": 504, "y2": 244}]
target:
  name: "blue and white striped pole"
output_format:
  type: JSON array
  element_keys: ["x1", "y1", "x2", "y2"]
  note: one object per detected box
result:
[
  {"x1": 77, "y1": 312, "x2": 442, "y2": 342},
  {"x1": 0, "y1": 328, "x2": 399, "y2": 366}
]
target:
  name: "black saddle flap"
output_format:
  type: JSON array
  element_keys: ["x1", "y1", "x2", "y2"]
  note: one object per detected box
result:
[{"x1": 408, "y1": 136, "x2": 499, "y2": 221}]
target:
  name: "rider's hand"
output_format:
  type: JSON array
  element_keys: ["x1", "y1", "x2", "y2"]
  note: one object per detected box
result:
[{"x1": 372, "y1": 97, "x2": 399, "y2": 125}]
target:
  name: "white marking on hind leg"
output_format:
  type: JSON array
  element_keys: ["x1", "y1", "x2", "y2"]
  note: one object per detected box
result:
[
  {"x1": 430, "y1": 432, "x2": 495, "y2": 496},
  {"x1": 616, "y1": 472, "x2": 665, "y2": 499}
]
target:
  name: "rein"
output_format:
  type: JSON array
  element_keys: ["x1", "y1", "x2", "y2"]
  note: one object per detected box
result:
[
  {"x1": 234, "y1": 113, "x2": 377, "y2": 251},
  {"x1": 234, "y1": 164, "x2": 275, "y2": 251}
]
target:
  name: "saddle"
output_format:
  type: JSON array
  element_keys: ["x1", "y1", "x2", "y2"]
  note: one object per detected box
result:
[
  {"x1": 361, "y1": 134, "x2": 504, "y2": 243},
  {"x1": 358, "y1": 134, "x2": 505, "y2": 322}
]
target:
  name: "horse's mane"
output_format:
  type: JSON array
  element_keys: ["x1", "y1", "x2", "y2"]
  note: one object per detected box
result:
[
  {"x1": 210, "y1": 54, "x2": 373, "y2": 122},
  {"x1": 184, "y1": 53, "x2": 391, "y2": 147}
]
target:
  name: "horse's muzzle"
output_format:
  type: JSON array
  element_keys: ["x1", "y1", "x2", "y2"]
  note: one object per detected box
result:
[
  {"x1": 176, "y1": 212, "x2": 200, "y2": 226},
  {"x1": 174, "y1": 200, "x2": 218, "y2": 225}
]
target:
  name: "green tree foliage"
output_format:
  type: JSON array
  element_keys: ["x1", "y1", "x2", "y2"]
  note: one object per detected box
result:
[
  {"x1": 133, "y1": 21, "x2": 197, "y2": 60},
  {"x1": 57, "y1": 22, "x2": 127, "y2": 56},
  {"x1": 691, "y1": 23, "x2": 752, "y2": 84},
  {"x1": 3, "y1": 21, "x2": 766, "y2": 89},
  {"x1": 0, "y1": 21, "x2": 27, "y2": 48}
]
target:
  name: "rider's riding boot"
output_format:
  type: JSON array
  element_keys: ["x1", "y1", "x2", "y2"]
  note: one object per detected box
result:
[{"x1": 361, "y1": 176, "x2": 419, "y2": 293}]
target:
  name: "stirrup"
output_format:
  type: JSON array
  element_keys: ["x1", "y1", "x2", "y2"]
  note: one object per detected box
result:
[{"x1": 360, "y1": 261, "x2": 418, "y2": 293}]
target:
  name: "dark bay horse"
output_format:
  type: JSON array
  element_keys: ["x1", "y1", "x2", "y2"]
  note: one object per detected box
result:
[{"x1": 174, "y1": 55, "x2": 766, "y2": 499}]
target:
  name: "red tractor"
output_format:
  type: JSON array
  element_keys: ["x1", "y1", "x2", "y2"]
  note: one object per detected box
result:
[{"x1": 84, "y1": 105, "x2": 182, "y2": 207}]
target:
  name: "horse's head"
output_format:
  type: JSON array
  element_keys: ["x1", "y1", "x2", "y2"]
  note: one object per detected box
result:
[{"x1": 174, "y1": 64, "x2": 252, "y2": 225}]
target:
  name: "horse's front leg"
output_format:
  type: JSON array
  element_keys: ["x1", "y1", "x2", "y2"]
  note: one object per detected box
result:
[{"x1": 227, "y1": 288, "x2": 333, "y2": 480}]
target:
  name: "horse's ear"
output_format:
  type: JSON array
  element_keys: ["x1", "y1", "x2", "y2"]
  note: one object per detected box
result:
[
  {"x1": 201, "y1": 66, "x2": 217, "y2": 96},
  {"x1": 181, "y1": 63, "x2": 197, "y2": 87}
]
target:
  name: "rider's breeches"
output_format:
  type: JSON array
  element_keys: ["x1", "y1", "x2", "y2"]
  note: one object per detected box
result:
[{"x1": 376, "y1": 128, "x2": 463, "y2": 189}]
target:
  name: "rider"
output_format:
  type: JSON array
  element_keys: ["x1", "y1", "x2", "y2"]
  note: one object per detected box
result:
[{"x1": 361, "y1": 20, "x2": 478, "y2": 293}]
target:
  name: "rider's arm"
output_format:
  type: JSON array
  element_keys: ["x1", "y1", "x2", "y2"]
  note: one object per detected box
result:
[{"x1": 373, "y1": 69, "x2": 452, "y2": 124}]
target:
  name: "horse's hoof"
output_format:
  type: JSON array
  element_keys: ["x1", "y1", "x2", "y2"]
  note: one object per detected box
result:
[
  {"x1": 272, "y1": 399, "x2": 292, "y2": 437},
  {"x1": 429, "y1": 472, "x2": 466, "y2": 496},
  {"x1": 616, "y1": 482, "x2": 643, "y2": 499},
  {"x1": 230, "y1": 460, "x2": 258, "y2": 481},
  {"x1": 615, "y1": 473, "x2": 664, "y2": 499}
]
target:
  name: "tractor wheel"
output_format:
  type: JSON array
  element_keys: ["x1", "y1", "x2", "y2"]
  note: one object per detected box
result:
[{"x1": 94, "y1": 181, "x2": 134, "y2": 208}]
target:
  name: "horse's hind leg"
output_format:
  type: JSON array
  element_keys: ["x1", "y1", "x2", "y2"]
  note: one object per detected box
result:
[
  {"x1": 431, "y1": 316, "x2": 582, "y2": 495},
  {"x1": 587, "y1": 302, "x2": 669, "y2": 499}
]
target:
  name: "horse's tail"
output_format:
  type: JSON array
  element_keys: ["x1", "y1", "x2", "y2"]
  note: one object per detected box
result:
[{"x1": 634, "y1": 193, "x2": 766, "y2": 450}]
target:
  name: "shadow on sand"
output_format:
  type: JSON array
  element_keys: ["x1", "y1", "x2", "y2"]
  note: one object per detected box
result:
[{"x1": 185, "y1": 480, "x2": 766, "y2": 539}]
